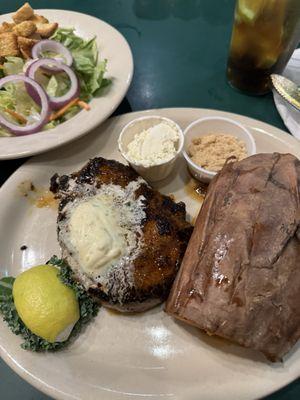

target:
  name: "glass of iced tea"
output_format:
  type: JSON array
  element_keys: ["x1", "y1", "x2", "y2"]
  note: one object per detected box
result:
[{"x1": 227, "y1": 0, "x2": 300, "y2": 95}]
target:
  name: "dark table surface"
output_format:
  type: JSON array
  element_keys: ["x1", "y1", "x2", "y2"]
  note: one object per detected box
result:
[{"x1": 0, "y1": 0, "x2": 299, "y2": 399}]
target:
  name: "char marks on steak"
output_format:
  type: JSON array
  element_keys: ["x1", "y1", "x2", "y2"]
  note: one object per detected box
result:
[
  {"x1": 50, "y1": 157, "x2": 192, "y2": 312},
  {"x1": 166, "y1": 153, "x2": 300, "y2": 361}
]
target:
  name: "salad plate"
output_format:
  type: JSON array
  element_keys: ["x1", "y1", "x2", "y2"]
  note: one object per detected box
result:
[
  {"x1": 0, "y1": 9, "x2": 133, "y2": 160},
  {"x1": 0, "y1": 108, "x2": 299, "y2": 400}
]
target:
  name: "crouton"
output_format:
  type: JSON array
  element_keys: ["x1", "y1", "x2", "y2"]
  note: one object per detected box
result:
[
  {"x1": 19, "y1": 48, "x2": 30, "y2": 59},
  {"x1": 12, "y1": 3, "x2": 34, "y2": 24},
  {"x1": 30, "y1": 14, "x2": 49, "y2": 24},
  {"x1": 13, "y1": 20, "x2": 36, "y2": 37},
  {"x1": 17, "y1": 36, "x2": 38, "y2": 58},
  {"x1": 28, "y1": 32, "x2": 42, "y2": 41},
  {"x1": 0, "y1": 22, "x2": 15, "y2": 34},
  {"x1": 0, "y1": 32, "x2": 19, "y2": 57},
  {"x1": 36, "y1": 22, "x2": 58, "y2": 38}
]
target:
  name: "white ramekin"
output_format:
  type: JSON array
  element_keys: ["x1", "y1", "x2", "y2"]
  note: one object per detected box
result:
[
  {"x1": 183, "y1": 116, "x2": 256, "y2": 183},
  {"x1": 118, "y1": 115, "x2": 184, "y2": 182}
]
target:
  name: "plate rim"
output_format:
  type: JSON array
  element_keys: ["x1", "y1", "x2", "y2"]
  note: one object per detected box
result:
[
  {"x1": 0, "y1": 107, "x2": 299, "y2": 400},
  {"x1": 0, "y1": 8, "x2": 134, "y2": 160}
]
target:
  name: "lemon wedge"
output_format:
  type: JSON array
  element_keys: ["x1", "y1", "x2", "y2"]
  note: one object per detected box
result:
[
  {"x1": 237, "y1": 0, "x2": 265, "y2": 22},
  {"x1": 13, "y1": 265, "x2": 80, "y2": 343}
]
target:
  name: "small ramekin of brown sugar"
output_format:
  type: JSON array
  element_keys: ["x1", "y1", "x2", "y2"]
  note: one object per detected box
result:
[{"x1": 183, "y1": 117, "x2": 256, "y2": 182}]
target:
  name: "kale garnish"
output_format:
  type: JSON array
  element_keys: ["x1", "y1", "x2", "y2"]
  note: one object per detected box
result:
[{"x1": 0, "y1": 256, "x2": 99, "y2": 351}]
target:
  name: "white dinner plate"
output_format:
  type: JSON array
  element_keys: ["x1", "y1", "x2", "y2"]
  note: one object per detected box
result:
[
  {"x1": 0, "y1": 9, "x2": 133, "y2": 160},
  {"x1": 0, "y1": 108, "x2": 299, "y2": 400}
]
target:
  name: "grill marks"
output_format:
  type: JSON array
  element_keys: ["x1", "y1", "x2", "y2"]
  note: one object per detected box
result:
[{"x1": 50, "y1": 157, "x2": 192, "y2": 312}]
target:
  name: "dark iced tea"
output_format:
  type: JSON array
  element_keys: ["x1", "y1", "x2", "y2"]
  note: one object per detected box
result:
[{"x1": 227, "y1": 0, "x2": 300, "y2": 95}]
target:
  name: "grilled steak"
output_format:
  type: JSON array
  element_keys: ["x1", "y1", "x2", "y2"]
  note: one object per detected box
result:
[
  {"x1": 50, "y1": 157, "x2": 192, "y2": 312},
  {"x1": 166, "y1": 153, "x2": 300, "y2": 361}
]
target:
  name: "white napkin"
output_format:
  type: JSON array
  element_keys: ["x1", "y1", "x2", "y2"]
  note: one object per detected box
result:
[{"x1": 273, "y1": 48, "x2": 300, "y2": 139}]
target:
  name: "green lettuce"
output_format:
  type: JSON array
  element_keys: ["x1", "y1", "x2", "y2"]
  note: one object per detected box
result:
[
  {"x1": 51, "y1": 28, "x2": 110, "y2": 100},
  {"x1": 0, "y1": 28, "x2": 111, "y2": 133},
  {"x1": 43, "y1": 120, "x2": 60, "y2": 130},
  {"x1": 3, "y1": 57, "x2": 24, "y2": 76},
  {"x1": 46, "y1": 74, "x2": 70, "y2": 97},
  {"x1": 0, "y1": 127, "x2": 11, "y2": 137},
  {"x1": 0, "y1": 89, "x2": 15, "y2": 110},
  {"x1": 0, "y1": 256, "x2": 99, "y2": 351},
  {"x1": 0, "y1": 82, "x2": 39, "y2": 119},
  {"x1": 0, "y1": 84, "x2": 34, "y2": 135}
]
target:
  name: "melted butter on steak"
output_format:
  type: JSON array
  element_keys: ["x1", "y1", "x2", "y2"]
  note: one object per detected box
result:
[{"x1": 50, "y1": 157, "x2": 192, "y2": 312}]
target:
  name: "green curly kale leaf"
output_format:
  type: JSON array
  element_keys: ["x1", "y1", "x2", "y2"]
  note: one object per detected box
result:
[
  {"x1": 0, "y1": 257, "x2": 99, "y2": 351},
  {"x1": 48, "y1": 256, "x2": 99, "y2": 329}
]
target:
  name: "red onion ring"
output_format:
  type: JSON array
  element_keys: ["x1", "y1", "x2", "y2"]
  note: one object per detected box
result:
[
  {"x1": 26, "y1": 58, "x2": 80, "y2": 110},
  {"x1": 31, "y1": 40, "x2": 73, "y2": 72},
  {"x1": 0, "y1": 75, "x2": 50, "y2": 136}
]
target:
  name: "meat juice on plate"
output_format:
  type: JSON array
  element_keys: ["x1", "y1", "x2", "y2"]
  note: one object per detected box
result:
[{"x1": 227, "y1": 0, "x2": 300, "y2": 95}]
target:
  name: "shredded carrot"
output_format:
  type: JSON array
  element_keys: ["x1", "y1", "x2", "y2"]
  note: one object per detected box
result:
[
  {"x1": 77, "y1": 100, "x2": 90, "y2": 111},
  {"x1": 5, "y1": 109, "x2": 27, "y2": 124},
  {"x1": 50, "y1": 97, "x2": 79, "y2": 121}
]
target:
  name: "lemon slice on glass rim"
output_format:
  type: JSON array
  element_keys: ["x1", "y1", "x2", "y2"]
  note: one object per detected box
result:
[{"x1": 237, "y1": 0, "x2": 266, "y2": 22}]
